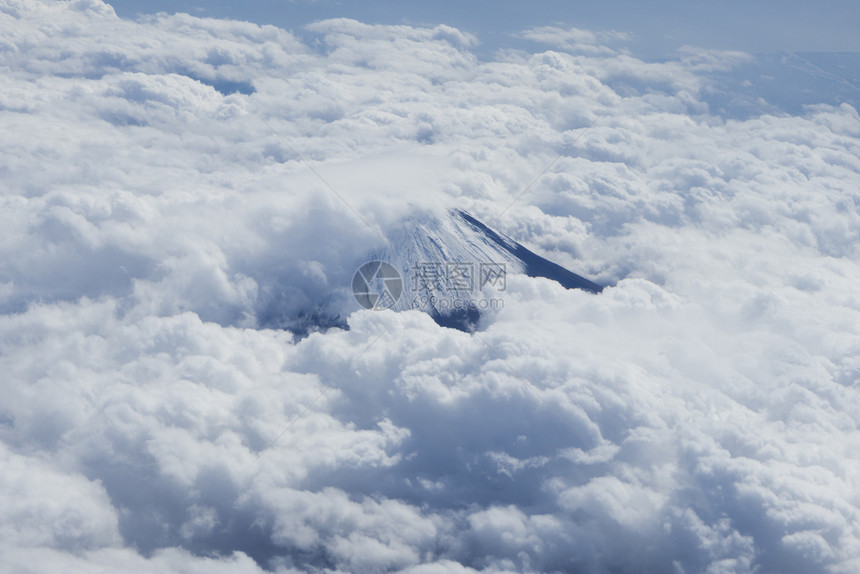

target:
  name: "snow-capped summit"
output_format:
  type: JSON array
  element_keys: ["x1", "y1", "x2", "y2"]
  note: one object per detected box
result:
[
  {"x1": 276, "y1": 209, "x2": 601, "y2": 335},
  {"x1": 360, "y1": 209, "x2": 602, "y2": 331}
]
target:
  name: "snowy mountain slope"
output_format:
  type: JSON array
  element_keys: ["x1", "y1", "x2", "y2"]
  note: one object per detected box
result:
[
  {"x1": 455, "y1": 211, "x2": 603, "y2": 293},
  {"x1": 360, "y1": 209, "x2": 602, "y2": 331},
  {"x1": 284, "y1": 209, "x2": 603, "y2": 334}
]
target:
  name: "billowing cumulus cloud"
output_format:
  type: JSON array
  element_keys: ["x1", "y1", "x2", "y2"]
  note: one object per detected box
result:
[{"x1": 2, "y1": 1, "x2": 860, "y2": 573}]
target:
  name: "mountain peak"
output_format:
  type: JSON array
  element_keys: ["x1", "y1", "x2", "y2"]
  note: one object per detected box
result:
[
  {"x1": 275, "y1": 210, "x2": 602, "y2": 336},
  {"x1": 359, "y1": 209, "x2": 602, "y2": 332}
]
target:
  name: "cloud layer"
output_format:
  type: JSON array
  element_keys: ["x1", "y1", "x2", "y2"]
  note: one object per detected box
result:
[{"x1": 2, "y1": 1, "x2": 860, "y2": 573}]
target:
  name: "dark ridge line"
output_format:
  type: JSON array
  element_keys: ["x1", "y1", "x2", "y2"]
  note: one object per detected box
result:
[{"x1": 454, "y1": 210, "x2": 603, "y2": 294}]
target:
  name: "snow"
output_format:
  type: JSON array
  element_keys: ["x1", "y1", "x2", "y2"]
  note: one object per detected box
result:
[{"x1": 352, "y1": 210, "x2": 601, "y2": 331}]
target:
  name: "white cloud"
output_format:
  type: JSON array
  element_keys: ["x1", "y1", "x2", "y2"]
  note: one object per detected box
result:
[
  {"x1": 518, "y1": 25, "x2": 630, "y2": 56},
  {"x1": 2, "y1": 1, "x2": 860, "y2": 573},
  {"x1": 0, "y1": 442, "x2": 121, "y2": 550}
]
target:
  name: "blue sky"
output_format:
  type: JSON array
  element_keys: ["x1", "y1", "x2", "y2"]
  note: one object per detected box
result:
[{"x1": 110, "y1": 0, "x2": 860, "y2": 58}]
